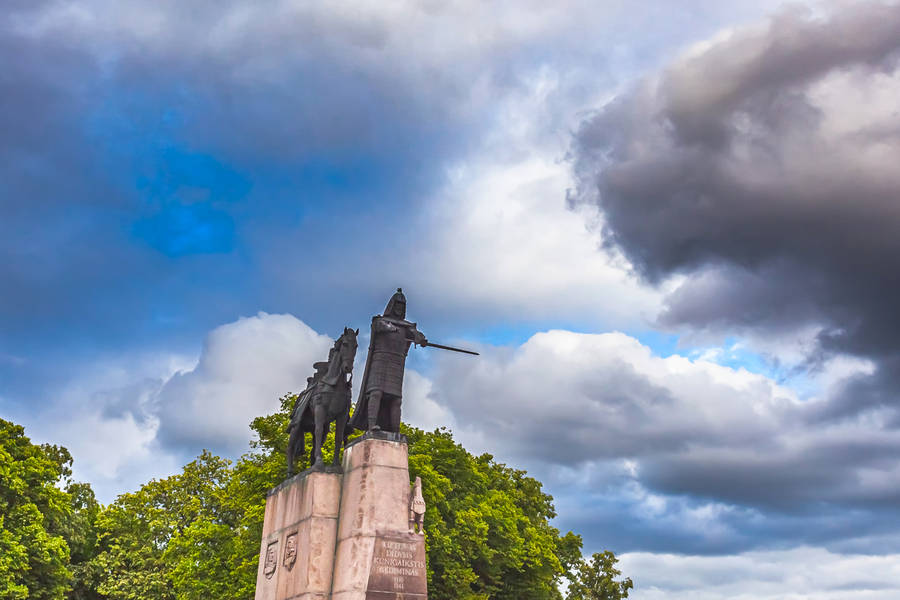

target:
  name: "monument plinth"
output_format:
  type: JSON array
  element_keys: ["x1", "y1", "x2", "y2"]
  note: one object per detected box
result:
[
  {"x1": 254, "y1": 434, "x2": 426, "y2": 600},
  {"x1": 331, "y1": 433, "x2": 427, "y2": 600},
  {"x1": 256, "y1": 290, "x2": 476, "y2": 600},
  {"x1": 255, "y1": 471, "x2": 342, "y2": 600}
]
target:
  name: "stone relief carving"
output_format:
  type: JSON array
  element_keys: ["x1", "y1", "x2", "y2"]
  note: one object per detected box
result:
[
  {"x1": 264, "y1": 541, "x2": 278, "y2": 579},
  {"x1": 283, "y1": 533, "x2": 298, "y2": 570}
]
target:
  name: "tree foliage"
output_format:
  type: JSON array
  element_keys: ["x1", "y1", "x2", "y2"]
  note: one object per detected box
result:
[
  {"x1": 87, "y1": 395, "x2": 306, "y2": 600},
  {"x1": 0, "y1": 419, "x2": 99, "y2": 600},
  {"x1": 406, "y1": 426, "x2": 573, "y2": 600},
  {"x1": 2, "y1": 396, "x2": 632, "y2": 600},
  {"x1": 565, "y1": 551, "x2": 633, "y2": 600}
]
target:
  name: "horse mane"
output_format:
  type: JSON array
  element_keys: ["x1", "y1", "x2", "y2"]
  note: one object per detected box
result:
[{"x1": 322, "y1": 330, "x2": 352, "y2": 386}]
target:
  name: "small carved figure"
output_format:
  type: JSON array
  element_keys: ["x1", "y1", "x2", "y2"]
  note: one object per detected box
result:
[
  {"x1": 286, "y1": 327, "x2": 359, "y2": 474},
  {"x1": 283, "y1": 533, "x2": 298, "y2": 570},
  {"x1": 264, "y1": 541, "x2": 278, "y2": 579},
  {"x1": 409, "y1": 476, "x2": 426, "y2": 535}
]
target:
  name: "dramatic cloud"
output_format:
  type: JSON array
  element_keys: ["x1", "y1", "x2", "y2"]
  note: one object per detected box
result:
[
  {"x1": 154, "y1": 312, "x2": 333, "y2": 454},
  {"x1": 8, "y1": 1, "x2": 900, "y2": 596},
  {"x1": 572, "y1": 2, "x2": 900, "y2": 374},
  {"x1": 17, "y1": 312, "x2": 450, "y2": 503},
  {"x1": 429, "y1": 329, "x2": 896, "y2": 553},
  {"x1": 620, "y1": 547, "x2": 900, "y2": 600},
  {"x1": 0, "y1": 0, "x2": 774, "y2": 358},
  {"x1": 16, "y1": 313, "x2": 335, "y2": 501},
  {"x1": 20, "y1": 352, "x2": 192, "y2": 502}
]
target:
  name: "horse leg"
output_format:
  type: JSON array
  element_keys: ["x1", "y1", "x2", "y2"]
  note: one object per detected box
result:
[
  {"x1": 286, "y1": 427, "x2": 295, "y2": 475},
  {"x1": 333, "y1": 412, "x2": 346, "y2": 471},
  {"x1": 298, "y1": 428, "x2": 306, "y2": 472},
  {"x1": 313, "y1": 404, "x2": 326, "y2": 469}
]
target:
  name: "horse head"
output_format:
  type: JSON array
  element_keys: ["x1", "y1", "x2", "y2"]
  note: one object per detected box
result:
[
  {"x1": 322, "y1": 328, "x2": 358, "y2": 386},
  {"x1": 338, "y1": 327, "x2": 359, "y2": 375}
]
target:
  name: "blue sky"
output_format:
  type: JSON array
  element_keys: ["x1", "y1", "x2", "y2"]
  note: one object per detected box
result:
[{"x1": 4, "y1": 1, "x2": 900, "y2": 597}]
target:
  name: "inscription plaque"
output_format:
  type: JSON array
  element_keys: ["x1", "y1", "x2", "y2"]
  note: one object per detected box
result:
[{"x1": 366, "y1": 531, "x2": 427, "y2": 599}]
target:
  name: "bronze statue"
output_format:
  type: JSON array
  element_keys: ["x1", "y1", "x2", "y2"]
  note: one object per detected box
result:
[
  {"x1": 349, "y1": 288, "x2": 477, "y2": 435},
  {"x1": 349, "y1": 289, "x2": 426, "y2": 433},
  {"x1": 286, "y1": 327, "x2": 358, "y2": 474}
]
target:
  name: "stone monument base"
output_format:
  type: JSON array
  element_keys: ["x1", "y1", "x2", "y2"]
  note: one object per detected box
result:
[
  {"x1": 254, "y1": 470, "x2": 342, "y2": 600},
  {"x1": 331, "y1": 433, "x2": 427, "y2": 600},
  {"x1": 255, "y1": 433, "x2": 427, "y2": 600}
]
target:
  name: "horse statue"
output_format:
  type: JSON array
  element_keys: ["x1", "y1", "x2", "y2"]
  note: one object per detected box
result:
[{"x1": 286, "y1": 327, "x2": 359, "y2": 474}]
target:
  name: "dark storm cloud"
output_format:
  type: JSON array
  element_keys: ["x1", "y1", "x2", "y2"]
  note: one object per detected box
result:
[
  {"x1": 0, "y1": 0, "x2": 565, "y2": 358},
  {"x1": 572, "y1": 2, "x2": 900, "y2": 362},
  {"x1": 0, "y1": 0, "x2": 500, "y2": 372},
  {"x1": 807, "y1": 355, "x2": 900, "y2": 423},
  {"x1": 0, "y1": 5, "x2": 143, "y2": 348},
  {"x1": 554, "y1": 1, "x2": 900, "y2": 554}
]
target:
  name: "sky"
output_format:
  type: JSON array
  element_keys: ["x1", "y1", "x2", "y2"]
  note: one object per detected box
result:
[{"x1": 3, "y1": 0, "x2": 900, "y2": 597}]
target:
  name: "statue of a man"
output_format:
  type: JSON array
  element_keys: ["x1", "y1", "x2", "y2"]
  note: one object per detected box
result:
[{"x1": 350, "y1": 288, "x2": 426, "y2": 433}]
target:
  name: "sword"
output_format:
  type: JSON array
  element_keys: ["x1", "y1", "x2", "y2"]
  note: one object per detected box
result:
[{"x1": 420, "y1": 341, "x2": 479, "y2": 355}]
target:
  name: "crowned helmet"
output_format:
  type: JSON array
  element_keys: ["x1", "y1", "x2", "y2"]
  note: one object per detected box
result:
[{"x1": 383, "y1": 287, "x2": 407, "y2": 319}]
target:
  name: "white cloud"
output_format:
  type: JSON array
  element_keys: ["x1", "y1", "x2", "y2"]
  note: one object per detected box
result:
[
  {"x1": 16, "y1": 312, "x2": 334, "y2": 502},
  {"x1": 620, "y1": 547, "x2": 900, "y2": 600},
  {"x1": 423, "y1": 328, "x2": 900, "y2": 553},
  {"x1": 434, "y1": 329, "x2": 798, "y2": 463},
  {"x1": 416, "y1": 152, "x2": 665, "y2": 329},
  {"x1": 154, "y1": 312, "x2": 333, "y2": 454},
  {"x1": 400, "y1": 369, "x2": 454, "y2": 433},
  {"x1": 48, "y1": 408, "x2": 176, "y2": 504},
  {"x1": 22, "y1": 352, "x2": 192, "y2": 503}
]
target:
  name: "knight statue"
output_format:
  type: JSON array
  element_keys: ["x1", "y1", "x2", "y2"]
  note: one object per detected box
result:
[
  {"x1": 348, "y1": 288, "x2": 478, "y2": 436},
  {"x1": 349, "y1": 288, "x2": 427, "y2": 433}
]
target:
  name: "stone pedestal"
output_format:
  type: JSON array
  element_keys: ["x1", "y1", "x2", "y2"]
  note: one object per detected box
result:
[
  {"x1": 331, "y1": 433, "x2": 427, "y2": 600},
  {"x1": 254, "y1": 471, "x2": 342, "y2": 600},
  {"x1": 255, "y1": 432, "x2": 426, "y2": 600}
]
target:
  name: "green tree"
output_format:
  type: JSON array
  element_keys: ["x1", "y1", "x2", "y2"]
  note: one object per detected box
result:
[
  {"x1": 0, "y1": 419, "x2": 100, "y2": 600},
  {"x1": 565, "y1": 551, "x2": 633, "y2": 600},
  {"x1": 91, "y1": 451, "x2": 240, "y2": 600},
  {"x1": 88, "y1": 395, "x2": 300, "y2": 600},
  {"x1": 405, "y1": 426, "x2": 574, "y2": 600},
  {"x1": 252, "y1": 396, "x2": 580, "y2": 598},
  {"x1": 62, "y1": 481, "x2": 102, "y2": 600},
  {"x1": 86, "y1": 393, "x2": 603, "y2": 600}
]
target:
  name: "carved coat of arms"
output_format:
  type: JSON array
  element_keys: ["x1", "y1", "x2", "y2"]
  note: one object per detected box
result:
[
  {"x1": 264, "y1": 541, "x2": 278, "y2": 579},
  {"x1": 283, "y1": 533, "x2": 298, "y2": 570}
]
